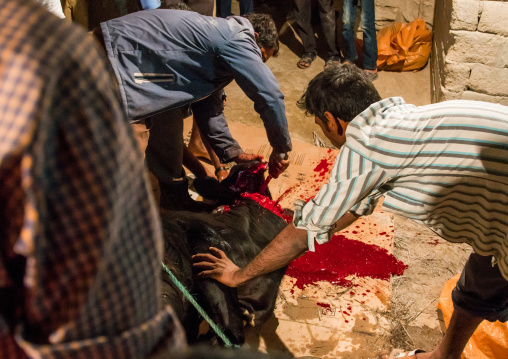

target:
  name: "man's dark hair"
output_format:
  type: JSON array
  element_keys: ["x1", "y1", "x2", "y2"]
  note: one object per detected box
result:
[
  {"x1": 297, "y1": 64, "x2": 382, "y2": 129},
  {"x1": 160, "y1": 2, "x2": 191, "y2": 10},
  {"x1": 243, "y1": 13, "x2": 279, "y2": 56}
]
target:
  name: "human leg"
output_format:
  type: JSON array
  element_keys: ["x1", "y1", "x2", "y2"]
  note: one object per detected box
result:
[
  {"x1": 145, "y1": 109, "x2": 211, "y2": 211},
  {"x1": 239, "y1": 0, "x2": 253, "y2": 15},
  {"x1": 146, "y1": 109, "x2": 185, "y2": 184},
  {"x1": 215, "y1": 0, "x2": 231, "y2": 18},
  {"x1": 293, "y1": 0, "x2": 317, "y2": 68},
  {"x1": 132, "y1": 122, "x2": 150, "y2": 155},
  {"x1": 360, "y1": 0, "x2": 378, "y2": 71},
  {"x1": 188, "y1": 119, "x2": 211, "y2": 161},
  {"x1": 185, "y1": 0, "x2": 214, "y2": 16},
  {"x1": 187, "y1": 119, "x2": 229, "y2": 181},
  {"x1": 182, "y1": 144, "x2": 210, "y2": 178},
  {"x1": 317, "y1": 0, "x2": 340, "y2": 60},
  {"x1": 342, "y1": 0, "x2": 358, "y2": 64},
  {"x1": 415, "y1": 253, "x2": 508, "y2": 359}
]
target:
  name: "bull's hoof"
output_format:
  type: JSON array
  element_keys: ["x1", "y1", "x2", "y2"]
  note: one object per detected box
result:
[{"x1": 242, "y1": 309, "x2": 256, "y2": 327}]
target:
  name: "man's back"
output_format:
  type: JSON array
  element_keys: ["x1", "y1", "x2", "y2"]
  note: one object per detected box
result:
[
  {"x1": 314, "y1": 97, "x2": 508, "y2": 278},
  {"x1": 101, "y1": 9, "x2": 262, "y2": 120}
]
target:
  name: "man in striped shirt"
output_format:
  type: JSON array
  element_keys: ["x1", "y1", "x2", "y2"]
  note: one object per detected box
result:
[{"x1": 194, "y1": 64, "x2": 508, "y2": 359}]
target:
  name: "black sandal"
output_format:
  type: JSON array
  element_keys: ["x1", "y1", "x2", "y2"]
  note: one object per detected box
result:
[{"x1": 297, "y1": 52, "x2": 317, "y2": 69}]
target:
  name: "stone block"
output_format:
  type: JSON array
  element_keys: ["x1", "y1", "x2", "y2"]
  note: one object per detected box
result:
[
  {"x1": 451, "y1": 0, "x2": 480, "y2": 31},
  {"x1": 443, "y1": 62, "x2": 471, "y2": 92},
  {"x1": 461, "y1": 91, "x2": 508, "y2": 106},
  {"x1": 439, "y1": 87, "x2": 463, "y2": 102},
  {"x1": 376, "y1": 6, "x2": 400, "y2": 23},
  {"x1": 469, "y1": 64, "x2": 508, "y2": 96},
  {"x1": 447, "y1": 31, "x2": 508, "y2": 67},
  {"x1": 478, "y1": 1, "x2": 508, "y2": 36}
]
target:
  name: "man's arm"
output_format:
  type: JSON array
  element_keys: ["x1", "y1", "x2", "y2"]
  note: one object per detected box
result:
[
  {"x1": 331, "y1": 211, "x2": 360, "y2": 234},
  {"x1": 219, "y1": 36, "x2": 292, "y2": 166},
  {"x1": 192, "y1": 212, "x2": 360, "y2": 287},
  {"x1": 193, "y1": 224, "x2": 307, "y2": 287}
]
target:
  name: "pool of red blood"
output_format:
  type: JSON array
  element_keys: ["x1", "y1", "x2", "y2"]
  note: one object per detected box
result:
[
  {"x1": 228, "y1": 154, "x2": 408, "y2": 289},
  {"x1": 286, "y1": 233, "x2": 408, "y2": 288}
]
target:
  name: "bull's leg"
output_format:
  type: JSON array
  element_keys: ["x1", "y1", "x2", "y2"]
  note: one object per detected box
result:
[{"x1": 196, "y1": 279, "x2": 246, "y2": 345}]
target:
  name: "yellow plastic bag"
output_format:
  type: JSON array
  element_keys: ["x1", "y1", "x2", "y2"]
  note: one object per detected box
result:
[
  {"x1": 437, "y1": 274, "x2": 508, "y2": 359},
  {"x1": 376, "y1": 18, "x2": 432, "y2": 71}
]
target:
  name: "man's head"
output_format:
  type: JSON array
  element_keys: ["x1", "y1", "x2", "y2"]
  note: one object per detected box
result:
[
  {"x1": 297, "y1": 63, "x2": 381, "y2": 148},
  {"x1": 160, "y1": 2, "x2": 191, "y2": 10},
  {"x1": 243, "y1": 13, "x2": 279, "y2": 62}
]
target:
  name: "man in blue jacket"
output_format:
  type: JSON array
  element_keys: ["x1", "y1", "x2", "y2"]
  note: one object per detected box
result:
[{"x1": 95, "y1": 10, "x2": 292, "y2": 211}]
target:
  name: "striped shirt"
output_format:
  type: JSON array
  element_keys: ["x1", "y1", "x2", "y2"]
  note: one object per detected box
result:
[
  {"x1": 0, "y1": 1, "x2": 185, "y2": 358},
  {"x1": 297, "y1": 97, "x2": 508, "y2": 280}
]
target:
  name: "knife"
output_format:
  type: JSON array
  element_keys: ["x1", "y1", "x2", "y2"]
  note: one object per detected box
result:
[{"x1": 259, "y1": 153, "x2": 288, "y2": 195}]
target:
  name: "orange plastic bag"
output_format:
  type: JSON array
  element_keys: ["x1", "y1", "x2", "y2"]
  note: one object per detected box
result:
[
  {"x1": 376, "y1": 18, "x2": 432, "y2": 71},
  {"x1": 437, "y1": 274, "x2": 508, "y2": 359}
]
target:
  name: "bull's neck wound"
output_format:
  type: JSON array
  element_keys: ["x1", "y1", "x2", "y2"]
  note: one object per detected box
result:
[{"x1": 240, "y1": 192, "x2": 293, "y2": 223}]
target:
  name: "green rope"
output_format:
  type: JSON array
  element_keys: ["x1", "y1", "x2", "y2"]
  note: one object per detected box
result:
[{"x1": 161, "y1": 262, "x2": 239, "y2": 348}]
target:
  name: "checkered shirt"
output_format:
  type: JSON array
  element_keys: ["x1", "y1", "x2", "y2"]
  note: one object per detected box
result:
[{"x1": 0, "y1": 1, "x2": 186, "y2": 358}]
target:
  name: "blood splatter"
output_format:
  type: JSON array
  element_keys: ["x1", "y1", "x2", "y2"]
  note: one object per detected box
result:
[
  {"x1": 275, "y1": 185, "x2": 298, "y2": 205},
  {"x1": 240, "y1": 193, "x2": 293, "y2": 223},
  {"x1": 313, "y1": 149, "x2": 336, "y2": 177},
  {"x1": 286, "y1": 233, "x2": 408, "y2": 289}
]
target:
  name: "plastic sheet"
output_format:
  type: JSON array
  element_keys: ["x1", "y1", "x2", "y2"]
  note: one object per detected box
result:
[
  {"x1": 437, "y1": 274, "x2": 508, "y2": 359},
  {"x1": 376, "y1": 18, "x2": 432, "y2": 72}
]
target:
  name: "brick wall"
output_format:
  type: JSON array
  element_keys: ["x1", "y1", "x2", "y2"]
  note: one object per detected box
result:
[{"x1": 431, "y1": 0, "x2": 508, "y2": 105}]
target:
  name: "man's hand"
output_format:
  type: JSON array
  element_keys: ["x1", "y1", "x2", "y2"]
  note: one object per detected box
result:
[
  {"x1": 232, "y1": 153, "x2": 263, "y2": 163},
  {"x1": 268, "y1": 152, "x2": 289, "y2": 178},
  {"x1": 214, "y1": 166, "x2": 229, "y2": 182},
  {"x1": 192, "y1": 247, "x2": 242, "y2": 287}
]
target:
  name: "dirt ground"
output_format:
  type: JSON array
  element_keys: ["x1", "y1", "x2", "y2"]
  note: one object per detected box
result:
[
  {"x1": 218, "y1": 0, "x2": 475, "y2": 356},
  {"x1": 389, "y1": 215, "x2": 472, "y2": 352}
]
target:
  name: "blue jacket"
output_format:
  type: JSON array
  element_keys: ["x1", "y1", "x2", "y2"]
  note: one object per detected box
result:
[{"x1": 101, "y1": 9, "x2": 292, "y2": 154}]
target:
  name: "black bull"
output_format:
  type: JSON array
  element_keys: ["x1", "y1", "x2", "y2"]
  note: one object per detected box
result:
[{"x1": 159, "y1": 162, "x2": 289, "y2": 345}]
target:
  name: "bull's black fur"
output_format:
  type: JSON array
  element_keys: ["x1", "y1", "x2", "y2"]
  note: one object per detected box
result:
[{"x1": 160, "y1": 162, "x2": 288, "y2": 345}]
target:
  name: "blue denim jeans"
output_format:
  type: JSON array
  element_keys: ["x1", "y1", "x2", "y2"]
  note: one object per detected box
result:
[{"x1": 342, "y1": 0, "x2": 378, "y2": 70}]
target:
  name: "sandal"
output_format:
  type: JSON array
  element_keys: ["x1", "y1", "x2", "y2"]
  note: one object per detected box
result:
[
  {"x1": 386, "y1": 349, "x2": 426, "y2": 359},
  {"x1": 364, "y1": 69, "x2": 379, "y2": 81},
  {"x1": 297, "y1": 52, "x2": 317, "y2": 69}
]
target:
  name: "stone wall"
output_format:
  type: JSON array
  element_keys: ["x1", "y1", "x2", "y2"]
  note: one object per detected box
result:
[
  {"x1": 431, "y1": 0, "x2": 508, "y2": 105},
  {"x1": 375, "y1": 0, "x2": 435, "y2": 29}
]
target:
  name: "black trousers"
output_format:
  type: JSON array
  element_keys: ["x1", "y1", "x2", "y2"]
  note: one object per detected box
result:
[
  {"x1": 452, "y1": 252, "x2": 508, "y2": 322},
  {"x1": 293, "y1": 0, "x2": 340, "y2": 58}
]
